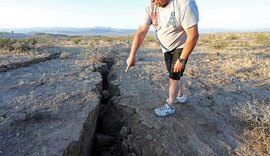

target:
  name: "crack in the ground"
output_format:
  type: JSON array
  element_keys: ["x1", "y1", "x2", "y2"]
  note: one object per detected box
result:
[
  {"x1": 0, "y1": 53, "x2": 61, "y2": 73},
  {"x1": 91, "y1": 58, "x2": 125, "y2": 156}
]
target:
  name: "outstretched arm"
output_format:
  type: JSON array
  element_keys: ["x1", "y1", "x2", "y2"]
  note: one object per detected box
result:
[{"x1": 125, "y1": 25, "x2": 150, "y2": 72}]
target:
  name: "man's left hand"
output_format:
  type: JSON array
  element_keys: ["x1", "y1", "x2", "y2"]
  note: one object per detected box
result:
[{"x1": 173, "y1": 60, "x2": 184, "y2": 73}]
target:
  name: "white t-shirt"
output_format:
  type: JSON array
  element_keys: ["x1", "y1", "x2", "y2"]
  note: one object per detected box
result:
[{"x1": 140, "y1": 0, "x2": 199, "y2": 53}]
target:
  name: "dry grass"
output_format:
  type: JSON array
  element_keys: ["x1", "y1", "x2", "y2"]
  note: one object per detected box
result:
[
  {"x1": 194, "y1": 32, "x2": 270, "y2": 82},
  {"x1": 234, "y1": 99, "x2": 270, "y2": 156},
  {"x1": 187, "y1": 32, "x2": 270, "y2": 155}
]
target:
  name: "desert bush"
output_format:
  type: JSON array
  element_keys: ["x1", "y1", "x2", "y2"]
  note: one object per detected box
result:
[
  {"x1": 234, "y1": 99, "x2": 270, "y2": 156},
  {"x1": 72, "y1": 38, "x2": 81, "y2": 45},
  {"x1": 227, "y1": 34, "x2": 239, "y2": 40},
  {"x1": 99, "y1": 36, "x2": 112, "y2": 42},
  {"x1": 83, "y1": 43, "x2": 118, "y2": 65},
  {"x1": 255, "y1": 34, "x2": 270, "y2": 45},
  {"x1": 242, "y1": 41, "x2": 251, "y2": 48},
  {"x1": 0, "y1": 37, "x2": 39, "y2": 52},
  {"x1": 0, "y1": 38, "x2": 15, "y2": 50},
  {"x1": 199, "y1": 37, "x2": 211, "y2": 44},
  {"x1": 16, "y1": 37, "x2": 38, "y2": 52},
  {"x1": 35, "y1": 35, "x2": 50, "y2": 44},
  {"x1": 84, "y1": 47, "x2": 109, "y2": 64},
  {"x1": 199, "y1": 34, "x2": 223, "y2": 46},
  {"x1": 145, "y1": 36, "x2": 157, "y2": 42},
  {"x1": 210, "y1": 38, "x2": 228, "y2": 50},
  {"x1": 88, "y1": 41, "x2": 96, "y2": 49}
]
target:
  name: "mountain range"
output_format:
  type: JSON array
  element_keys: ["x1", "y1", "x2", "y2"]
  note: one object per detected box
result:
[{"x1": 1, "y1": 27, "x2": 270, "y2": 38}]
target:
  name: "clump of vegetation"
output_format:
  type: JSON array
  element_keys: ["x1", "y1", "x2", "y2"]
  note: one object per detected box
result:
[
  {"x1": 199, "y1": 36, "x2": 211, "y2": 44},
  {"x1": 227, "y1": 34, "x2": 239, "y2": 40},
  {"x1": 72, "y1": 38, "x2": 81, "y2": 45},
  {"x1": 16, "y1": 38, "x2": 38, "y2": 52},
  {"x1": 145, "y1": 36, "x2": 157, "y2": 42},
  {"x1": 99, "y1": 36, "x2": 113, "y2": 42},
  {"x1": 242, "y1": 41, "x2": 251, "y2": 49},
  {"x1": 255, "y1": 34, "x2": 270, "y2": 46},
  {"x1": 211, "y1": 38, "x2": 228, "y2": 50},
  {"x1": 235, "y1": 99, "x2": 270, "y2": 156},
  {"x1": 0, "y1": 37, "x2": 38, "y2": 52},
  {"x1": 88, "y1": 41, "x2": 96, "y2": 49},
  {"x1": 84, "y1": 46, "x2": 113, "y2": 64},
  {"x1": 0, "y1": 38, "x2": 15, "y2": 50}
]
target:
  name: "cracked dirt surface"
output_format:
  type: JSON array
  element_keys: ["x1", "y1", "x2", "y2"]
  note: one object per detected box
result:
[
  {"x1": 0, "y1": 46, "x2": 102, "y2": 156},
  {"x1": 0, "y1": 33, "x2": 269, "y2": 156}
]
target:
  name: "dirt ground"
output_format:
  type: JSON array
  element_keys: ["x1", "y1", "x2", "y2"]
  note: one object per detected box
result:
[{"x1": 0, "y1": 32, "x2": 269, "y2": 156}]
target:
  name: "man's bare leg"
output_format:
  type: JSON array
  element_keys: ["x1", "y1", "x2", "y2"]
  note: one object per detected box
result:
[
  {"x1": 178, "y1": 78, "x2": 183, "y2": 97},
  {"x1": 168, "y1": 78, "x2": 180, "y2": 106}
]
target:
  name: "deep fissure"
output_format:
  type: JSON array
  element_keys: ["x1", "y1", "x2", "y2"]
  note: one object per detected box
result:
[{"x1": 92, "y1": 58, "x2": 124, "y2": 156}]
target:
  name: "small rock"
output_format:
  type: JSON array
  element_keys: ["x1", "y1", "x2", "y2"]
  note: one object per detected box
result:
[
  {"x1": 146, "y1": 134, "x2": 153, "y2": 141},
  {"x1": 119, "y1": 126, "x2": 130, "y2": 139},
  {"x1": 133, "y1": 144, "x2": 142, "y2": 155},
  {"x1": 62, "y1": 136, "x2": 69, "y2": 140},
  {"x1": 135, "y1": 136, "x2": 141, "y2": 140},
  {"x1": 127, "y1": 134, "x2": 134, "y2": 141},
  {"x1": 128, "y1": 145, "x2": 135, "y2": 153}
]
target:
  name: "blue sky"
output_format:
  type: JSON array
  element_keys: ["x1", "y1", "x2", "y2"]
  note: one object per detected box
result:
[{"x1": 0, "y1": 0, "x2": 270, "y2": 30}]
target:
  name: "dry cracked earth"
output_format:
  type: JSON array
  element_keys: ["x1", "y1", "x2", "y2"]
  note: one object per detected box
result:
[{"x1": 0, "y1": 33, "x2": 270, "y2": 156}]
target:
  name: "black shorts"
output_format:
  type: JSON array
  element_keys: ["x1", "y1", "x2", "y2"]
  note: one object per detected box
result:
[{"x1": 164, "y1": 48, "x2": 187, "y2": 80}]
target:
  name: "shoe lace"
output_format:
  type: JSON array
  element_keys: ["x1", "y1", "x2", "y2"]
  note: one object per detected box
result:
[{"x1": 160, "y1": 104, "x2": 169, "y2": 110}]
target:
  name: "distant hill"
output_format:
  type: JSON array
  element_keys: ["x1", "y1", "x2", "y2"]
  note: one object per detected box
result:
[
  {"x1": 13, "y1": 27, "x2": 137, "y2": 36},
  {"x1": 0, "y1": 31, "x2": 69, "y2": 39},
  {"x1": 0, "y1": 32, "x2": 27, "y2": 39},
  {"x1": 200, "y1": 28, "x2": 270, "y2": 33},
  {"x1": 1, "y1": 27, "x2": 270, "y2": 39},
  {"x1": 33, "y1": 33, "x2": 69, "y2": 38}
]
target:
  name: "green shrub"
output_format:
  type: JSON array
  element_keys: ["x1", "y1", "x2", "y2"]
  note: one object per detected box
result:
[
  {"x1": 16, "y1": 37, "x2": 38, "y2": 52},
  {"x1": 211, "y1": 39, "x2": 228, "y2": 50},
  {"x1": 72, "y1": 38, "x2": 81, "y2": 45},
  {"x1": 145, "y1": 36, "x2": 156, "y2": 42},
  {"x1": 227, "y1": 34, "x2": 238, "y2": 40},
  {"x1": 255, "y1": 34, "x2": 269, "y2": 45},
  {"x1": 242, "y1": 41, "x2": 250, "y2": 48},
  {"x1": 0, "y1": 38, "x2": 15, "y2": 50},
  {"x1": 88, "y1": 41, "x2": 95, "y2": 49}
]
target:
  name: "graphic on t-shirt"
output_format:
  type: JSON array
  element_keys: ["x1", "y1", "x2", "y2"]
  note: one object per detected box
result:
[
  {"x1": 151, "y1": 12, "x2": 159, "y2": 27},
  {"x1": 167, "y1": 12, "x2": 176, "y2": 28}
]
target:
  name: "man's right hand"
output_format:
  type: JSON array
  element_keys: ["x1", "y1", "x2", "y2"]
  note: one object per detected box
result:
[{"x1": 125, "y1": 56, "x2": 135, "y2": 72}]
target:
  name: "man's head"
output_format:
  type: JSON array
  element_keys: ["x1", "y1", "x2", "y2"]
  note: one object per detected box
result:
[{"x1": 151, "y1": 0, "x2": 169, "y2": 7}]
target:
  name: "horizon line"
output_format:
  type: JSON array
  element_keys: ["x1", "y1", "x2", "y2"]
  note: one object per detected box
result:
[{"x1": 1, "y1": 26, "x2": 270, "y2": 30}]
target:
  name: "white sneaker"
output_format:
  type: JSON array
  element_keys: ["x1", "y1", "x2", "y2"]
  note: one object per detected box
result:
[
  {"x1": 154, "y1": 103, "x2": 175, "y2": 117},
  {"x1": 166, "y1": 95, "x2": 187, "y2": 104}
]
